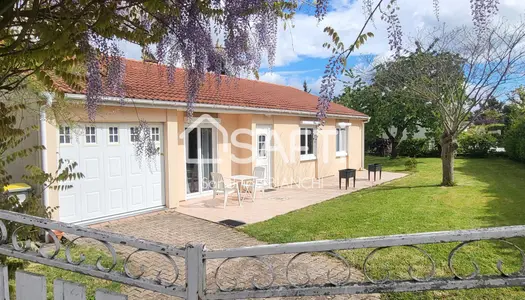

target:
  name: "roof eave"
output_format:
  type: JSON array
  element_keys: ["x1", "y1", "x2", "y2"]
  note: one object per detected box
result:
[{"x1": 64, "y1": 93, "x2": 370, "y2": 120}]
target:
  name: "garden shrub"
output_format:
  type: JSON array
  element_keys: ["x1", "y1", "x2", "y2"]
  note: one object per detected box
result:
[
  {"x1": 398, "y1": 138, "x2": 429, "y2": 157},
  {"x1": 404, "y1": 157, "x2": 418, "y2": 171},
  {"x1": 457, "y1": 126, "x2": 497, "y2": 157},
  {"x1": 486, "y1": 123, "x2": 505, "y2": 132},
  {"x1": 486, "y1": 123, "x2": 505, "y2": 147},
  {"x1": 505, "y1": 118, "x2": 525, "y2": 163}
]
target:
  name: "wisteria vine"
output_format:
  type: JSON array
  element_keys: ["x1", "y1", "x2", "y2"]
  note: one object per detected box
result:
[
  {"x1": 470, "y1": 0, "x2": 500, "y2": 35},
  {"x1": 83, "y1": 0, "x2": 294, "y2": 122},
  {"x1": 83, "y1": 34, "x2": 126, "y2": 120},
  {"x1": 134, "y1": 119, "x2": 160, "y2": 167}
]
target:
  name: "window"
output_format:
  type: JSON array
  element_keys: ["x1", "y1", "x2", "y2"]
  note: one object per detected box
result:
[
  {"x1": 130, "y1": 127, "x2": 139, "y2": 142},
  {"x1": 258, "y1": 135, "x2": 267, "y2": 158},
  {"x1": 85, "y1": 126, "x2": 96, "y2": 144},
  {"x1": 59, "y1": 126, "x2": 71, "y2": 144},
  {"x1": 336, "y1": 128, "x2": 347, "y2": 156},
  {"x1": 109, "y1": 127, "x2": 119, "y2": 143},
  {"x1": 300, "y1": 127, "x2": 316, "y2": 160},
  {"x1": 151, "y1": 127, "x2": 160, "y2": 142}
]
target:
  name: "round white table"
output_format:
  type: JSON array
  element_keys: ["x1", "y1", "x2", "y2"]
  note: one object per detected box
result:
[{"x1": 229, "y1": 175, "x2": 257, "y2": 202}]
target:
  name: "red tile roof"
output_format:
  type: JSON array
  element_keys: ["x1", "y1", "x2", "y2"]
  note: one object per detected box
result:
[{"x1": 56, "y1": 58, "x2": 367, "y2": 118}]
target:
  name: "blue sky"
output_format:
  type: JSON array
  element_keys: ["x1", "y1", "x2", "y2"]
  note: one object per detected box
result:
[{"x1": 121, "y1": 0, "x2": 525, "y2": 97}]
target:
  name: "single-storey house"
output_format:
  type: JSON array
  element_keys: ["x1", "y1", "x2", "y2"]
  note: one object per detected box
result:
[{"x1": 13, "y1": 58, "x2": 369, "y2": 224}]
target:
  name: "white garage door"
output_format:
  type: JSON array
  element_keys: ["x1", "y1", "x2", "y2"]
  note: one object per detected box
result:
[{"x1": 57, "y1": 123, "x2": 165, "y2": 224}]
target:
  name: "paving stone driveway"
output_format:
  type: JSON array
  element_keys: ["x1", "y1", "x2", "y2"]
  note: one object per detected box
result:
[{"x1": 92, "y1": 210, "x2": 379, "y2": 300}]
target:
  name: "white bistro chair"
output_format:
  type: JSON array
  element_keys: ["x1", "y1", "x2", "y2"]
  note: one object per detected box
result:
[
  {"x1": 211, "y1": 172, "x2": 241, "y2": 208},
  {"x1": 242, "y1": 167, "x2": 267, "y2": 201}
]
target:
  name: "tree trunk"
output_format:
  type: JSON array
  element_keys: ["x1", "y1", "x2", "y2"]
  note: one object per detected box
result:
[
  {"x1": 440, "y1": 132, "x2": 457, "y2": 186},
  {"x1": 390, "y1": 138, "x2": 399, "y2": 158},
  {"x1": 384, "y1": 127, "x2": 405, "y2": 159}
]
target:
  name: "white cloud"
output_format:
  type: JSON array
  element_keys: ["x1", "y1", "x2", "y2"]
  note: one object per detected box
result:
[
  {"x1": 259, "y1": 72, "x2": 288, "y2": 85},
  {"x1": 258, "y1": 72, "x2": 308, "y2": 91},
  {"x1": 270, "y1": 69, "x2": 321, "y2": 76},
  {"x1": 270, "y1": 0, "x2": 525, "y2": 67},
  {"x1": 258, "y1": 70, "x2": 349, "y2": 96},
  {"x1": 119, "y1": 0, "x2": 525, "y2": 65},
  {"x1": 118, "y1": 0, "x2": 525, "y2": 97},
  {"x1": 259, "y1": 0, "x2": 525, "y2": 96}
]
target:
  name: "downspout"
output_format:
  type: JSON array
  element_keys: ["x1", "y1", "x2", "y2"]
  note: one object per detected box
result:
[
  {"x1": 362, "y1": 118, "x2": 370, "y2": 170},
  {"x1": 40, "y1": 92, "x2": 53, "y2": 207}
]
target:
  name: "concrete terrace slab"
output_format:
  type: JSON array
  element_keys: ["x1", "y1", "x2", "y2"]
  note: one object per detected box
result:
[{"x1": 176, "y1": 170, "x2": 407, "y2": 225}]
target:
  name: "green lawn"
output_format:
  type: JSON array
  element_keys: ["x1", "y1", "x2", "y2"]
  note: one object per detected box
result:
[
  {"x1": 8, "y1": 246, "x2": 121, "y2": 300},
  {"x1": 242, "y1": 156, "x2": 525, "y2": 299}
]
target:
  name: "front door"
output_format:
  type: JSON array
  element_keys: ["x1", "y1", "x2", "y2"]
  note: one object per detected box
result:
[{"x1": 255, "y1": 125, "x2": 272, "y2": 187}]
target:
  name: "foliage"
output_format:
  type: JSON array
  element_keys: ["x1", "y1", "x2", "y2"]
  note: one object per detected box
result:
[
  {"x1": 0, "y1": 98, "x2": 82, "y2": 276},
  {"x1": 366, "y1": 138, "x2": 391, "y2": 156},
  {"x1": 504, "y1": 107, "x2": 525, "y2": 163},
  {"x1": 0, "y1": 0, "x2": 301, "y2": 120},
  {"x1": 0, "y1": 195, "x2": 56, "y2": 275},
  {"x1": 243, "y1": 156, "x2": 525, "y2": 299},
  {"x1": 484, "y1": 123, "x2": 505, "y2": 147},
  {"x1": 404, "y1": 157, "x2": 418, "y2": 171},
  {"x1": 0, "y1": 0, "x2": 304, "y2": 162},
  {"x1": 473, "y1": 98, "x2": 505, "y2": 125},
  {"x1": 375, "y1": 22, "x2": 525, "y2": 185},
  {"x1": 398, "y1": 138, "x2": 430, "y2": 157},
  {"x1": 486, "y1": 123, "x2": 505, "y2": 131},
  {"x1": 504, "y1": 87, "x2": 525, "y2": 127},
  {"x1": 318, "y1": 0, "x2": 501, "y2": 123},
  {"x1": 457, "y1": 126, "x2": 497, "y2": 157},
  {"x1": 337, "y1": 68, "x2": 437, "y2": 158}
]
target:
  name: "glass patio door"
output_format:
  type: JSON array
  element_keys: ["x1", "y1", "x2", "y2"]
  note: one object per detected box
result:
[{"x1": 185, "y1": 127, "x2": 217, "y2": 197}]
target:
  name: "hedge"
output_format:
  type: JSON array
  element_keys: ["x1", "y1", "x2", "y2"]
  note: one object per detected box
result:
[
  {"x1": 457, "y1": 127, "x2": 497, "y2": 157},
  {"x1": 398, "y1": 138, "x2": 439, "y2": 157},
  {"x1": 505, "y1": 118, "x2": 525, "y2": 163}
]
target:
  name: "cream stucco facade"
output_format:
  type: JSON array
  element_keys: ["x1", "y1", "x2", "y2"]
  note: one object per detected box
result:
[{"x1": 38, "y1": 101, "x2": 367, "y2": 221}]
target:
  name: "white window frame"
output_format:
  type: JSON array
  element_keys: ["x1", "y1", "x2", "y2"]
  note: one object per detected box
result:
[
  {"x1": 129, "y1": 127, "x2": 139, "y2": 143},
  {"x1": 85, "y1": 126, "x2": 97, "y2": 145},
  {"x1": 184, "y1": 125, "x2": 218, "y2": 198},
  {"x1": 300, "y1": 127, "x2": 316, "y2": 161},
  {"x1": 59, "y1": 126, "x2": 72, "y2": 145},
  {"x1": 108, "y1": 126, "x2": 119, "y2": 144},
  {"x1": 151, "y1": 127, "x2": 160, "y2": 142},
  {"x1": 257, "y1": 134, "x2": 267, "y2": 158},
  {"x1": 336, "y1": 127, "x2": 348, "y2": 157}
]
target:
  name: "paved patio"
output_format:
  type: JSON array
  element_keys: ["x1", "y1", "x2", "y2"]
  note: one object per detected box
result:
[
  {"x1": 93, "y1": 210, "x2": 379, "y2": 300},
  {"x1": 89, "y1": 170, "x2": 405, "y2": 299},
  {"x1": 177, "y1": 170, "x2": 406, "y2": 225}
]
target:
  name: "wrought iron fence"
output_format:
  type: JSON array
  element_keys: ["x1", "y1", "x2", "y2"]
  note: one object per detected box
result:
[
  {"x1": 0, "y1": 210, "x2": 187, "y2": 298},
  {"x1": 202, "y1": 226, "x2": 525, "y2": 299},
  {"x1": 0, "y1": 210, "x2": 525, "y2": 299}
]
